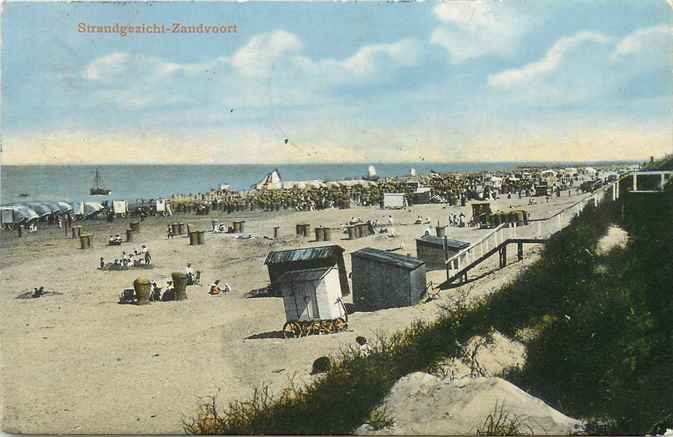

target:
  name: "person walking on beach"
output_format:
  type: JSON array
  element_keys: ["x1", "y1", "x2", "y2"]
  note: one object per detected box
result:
[
  {"x1": 142, "y1": 245, "x2": 151, "y2": 265},
  {"x1": 185, "y1": 263, "x2": 194, "y2": 284}
]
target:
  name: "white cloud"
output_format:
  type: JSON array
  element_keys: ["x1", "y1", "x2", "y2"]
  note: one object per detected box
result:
[
  {"x1": 430, "y1": 1, "x2": 528, "y2": 63},
  {"x1": 488, "y1": 31, "x2": 611, "y2": 89},
  {"x1": 230, "y1": 29, "x2": 303, "y2": 77},
  {"x1": 342, "y1": 39, "x2": 424, "y2": 76},
  {"x1": 612, "y1": 24, "x2": 672, "y2": 60},
  {"x1": 81, "y1": 30, "x2": 425, "y2": 110}
]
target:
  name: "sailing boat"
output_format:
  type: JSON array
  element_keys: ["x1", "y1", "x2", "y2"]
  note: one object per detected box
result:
[
  {"x1": 90, "y1": 169, "x2": 111, "y2": 195},
  {"x1": 363, "y1": 165, "x2": 379, "y2": 181}
]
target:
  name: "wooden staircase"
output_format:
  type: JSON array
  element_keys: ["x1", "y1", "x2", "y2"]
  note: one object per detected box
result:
[{"x1": 442, "y1": 238, "x2": 547, "y2": 287}]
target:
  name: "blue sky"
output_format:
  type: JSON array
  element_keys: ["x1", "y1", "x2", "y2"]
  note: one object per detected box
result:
[{"x1": 2, "y1": 0, "x2": 672, "y2": 164}]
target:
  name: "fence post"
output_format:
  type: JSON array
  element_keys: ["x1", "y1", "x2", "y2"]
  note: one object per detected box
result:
[{"x1": 632, "y1": 173, "x2": 637, "y2": 191}]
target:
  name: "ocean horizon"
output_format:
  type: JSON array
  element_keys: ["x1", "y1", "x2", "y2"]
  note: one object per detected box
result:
[{"x1": 1, "y1": 161, "x2": 638, "y2": 204}]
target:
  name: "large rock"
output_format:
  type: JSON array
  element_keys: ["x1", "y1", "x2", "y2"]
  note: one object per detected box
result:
[{"x1": 356, "y1": 374, "x2": 582, "y2": 435}]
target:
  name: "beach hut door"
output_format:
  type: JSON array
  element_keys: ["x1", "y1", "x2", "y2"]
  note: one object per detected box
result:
[{"x1": 294, "y1": 282, "x2": 318, "y2": 320}]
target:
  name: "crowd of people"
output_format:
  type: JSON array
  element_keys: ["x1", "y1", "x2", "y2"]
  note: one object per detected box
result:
[
  {"x1": 164, "y1": 170, "x2": 563, "y2": 217},
  {"x1": 100, "y1": 245, "x2": 151, "y2": 270}
]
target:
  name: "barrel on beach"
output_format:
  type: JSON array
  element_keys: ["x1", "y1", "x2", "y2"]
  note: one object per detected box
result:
[
  {"x1": 296, "y1": 224, "x2": 303, "y2": 236},
  {"x1": 347, "y1": 225, "x2": 355, "y2": 240},
  {"x1": 79, "y1": 234, "x2": 92, "y2": 249},
  {"x1": 315, "y1": 227, "x2": 325, "y2": 241},
  {"x1": 172, "y1": 272, "x2": 187, "y2": 300},
  {"x1": 177, "y1": 223, "x2": 186, "y2": 235},
  {"x1": 71, "y1": 226, "x2": 82, "y2": 239},
  {"x1": 126, "y1": 229, "x2": 135, "y2": 242},
  {"x1": 130, "y1": 222, "x2": 141, "y2": 233},
  {"x1": 171, "y1": 223, "x2": 179, "y2": 235},
  {"x1": 322, "y1": 227, "x2": 332, "y2": 241},
  {"x1": 197, "y1": 230, "x2": 206, "y2": 245},
  {"x1": 189, "y1": 231, "x2": 199, "y2": 245},
  {"x1": 233, "y1": 221, "x2": 245, "y2": 233},
  {"x1": 134, "y1": 277, "x2": 151, "y2": 305}
]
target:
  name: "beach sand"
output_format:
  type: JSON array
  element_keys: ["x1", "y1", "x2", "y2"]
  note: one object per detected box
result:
[{"x1": 0, "y1": 195, "x2": 581, "y2": 434}]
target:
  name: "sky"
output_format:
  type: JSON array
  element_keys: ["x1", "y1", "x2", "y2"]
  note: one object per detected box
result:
[{"x1": 1, "y1": 0, "x2": 672, "y2": 165}]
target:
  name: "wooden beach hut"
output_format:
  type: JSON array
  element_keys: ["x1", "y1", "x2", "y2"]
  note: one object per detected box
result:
[
  {"x1": 265, "y1": 245, "x2": 350, "y2": 297},
  {"x1": 415, "y1": 235, "x2": 470, "y2": 270},
  {"x1": 383, "y1": 193, "x2": 408, "y2": 209},
  {"x1": 278, "y1": 267, "x2": 346, "y2": 323},
  {"x1": 351, "y1": 248, "x2": 426, "y2": 311}
]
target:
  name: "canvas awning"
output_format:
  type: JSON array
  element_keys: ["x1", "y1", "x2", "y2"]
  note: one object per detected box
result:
[
  {"x1": 0, "y1": 205, "x2": 40, "y2": 223},
  {"x1": 83, "y1": 202, "x2": 104, "y2": 217}
]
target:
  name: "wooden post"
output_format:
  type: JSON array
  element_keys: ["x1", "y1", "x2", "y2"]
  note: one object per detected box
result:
[
  {"x1": 661, "y1": 174, "x2": 666, "y2": 191},
  {"x1": 632, "y1": 173, "x2": 637, "y2": 191},
  {"x1": 274, "y1": 226, "x2": 280, "y2": 239},
  {"x1": 517, "y1": 242, "x2": 524, "y2": 261}
]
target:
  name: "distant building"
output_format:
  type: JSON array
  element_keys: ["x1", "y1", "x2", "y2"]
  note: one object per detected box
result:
[
  {"x1": 265, "y1": 245, "x2": 350, "y2": 297},
  {"x1": 415, "y1": 235, "x2": 470, "y2": 270},
  {"x1": 351, "y1": 248, "x2": 426, "y2": 311}
]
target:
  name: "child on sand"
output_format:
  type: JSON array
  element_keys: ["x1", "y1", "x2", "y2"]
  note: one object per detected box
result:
[{"x1": 356, "y1": 336, "x2": 372, "y2": 357}]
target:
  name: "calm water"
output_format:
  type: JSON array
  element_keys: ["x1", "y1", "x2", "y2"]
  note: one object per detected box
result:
[{"x1": 0, "y1": 162, "x2": 631, "y2": 203}]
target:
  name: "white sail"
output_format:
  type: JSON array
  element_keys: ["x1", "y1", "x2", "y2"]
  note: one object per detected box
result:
[{"x1": 367, "y1": 165, "x2": 377, "y2": 177}]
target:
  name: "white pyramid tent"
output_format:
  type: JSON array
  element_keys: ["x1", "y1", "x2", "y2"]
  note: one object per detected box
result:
[{"x1": 253, "y1": 169, "x2": 283, "y2": 190}]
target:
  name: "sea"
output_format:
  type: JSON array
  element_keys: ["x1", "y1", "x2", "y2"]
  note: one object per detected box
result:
[{"x1": 0, "y1": 162, "x2": 635, "y2": 204}]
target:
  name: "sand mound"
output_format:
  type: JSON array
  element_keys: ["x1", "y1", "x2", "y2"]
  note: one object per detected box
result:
[
  {"x1": 356, "y1": 374, "x2": 582, "y2": 435},
  {"x1": 596, "y1": 225, "x2": 629, "y2": 255}
]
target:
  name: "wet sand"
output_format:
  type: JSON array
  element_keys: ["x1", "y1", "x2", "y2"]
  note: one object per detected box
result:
[{"x1": 0, "y1": 195, "x2": 582, "y2": 433}]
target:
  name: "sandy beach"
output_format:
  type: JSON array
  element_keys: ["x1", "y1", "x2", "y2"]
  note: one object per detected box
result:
[{"x1": 1, "y1": 195, "x2": 583, "y2": 434}]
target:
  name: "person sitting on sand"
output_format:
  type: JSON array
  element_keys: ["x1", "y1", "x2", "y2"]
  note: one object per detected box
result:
[
  {"x1": 150, "y1": 282, "x2": 162, "y2": 301},
  {"x1": 356, "y1": 336, "x2": 372, "y2": 357},
  {"x1": 99, "y1": 257, "x2": 105, "y2": 270},
  {"x1": 108, "y1": 235, "x2": 115, "y2": 245},
  {"x1": 414, "y1": 216, "x2": 423, "y2": 224},
  {"x1": 209, "y1": 280, "x2": 223, "y2": 295}
]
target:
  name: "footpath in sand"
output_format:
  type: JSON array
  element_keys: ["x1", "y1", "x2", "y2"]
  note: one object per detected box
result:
[{"x1": 1, "y1": 195, "x2": 581, "y2": 433}]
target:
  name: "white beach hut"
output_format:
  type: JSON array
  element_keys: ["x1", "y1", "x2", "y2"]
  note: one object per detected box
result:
[{"x1": 278, "y1": 266, "x2": 346, "y2": 323}]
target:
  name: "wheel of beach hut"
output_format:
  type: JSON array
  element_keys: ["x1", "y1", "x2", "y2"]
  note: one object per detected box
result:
[
  {"x1": 309, "y1": 321, "x2": 323, "y2": 336},
  {"x1": 332, "y1": 318, "x2": 347, "y2": 333},
  {"x1": 319, "y1": 320, "x2": 332, "y2": 335},
  {"x1": 283, "y1": 321, "x2": 301, "y2": 339},
  {"x1": 298, "y1": 321, "x2": 312, "y2": 337}
]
